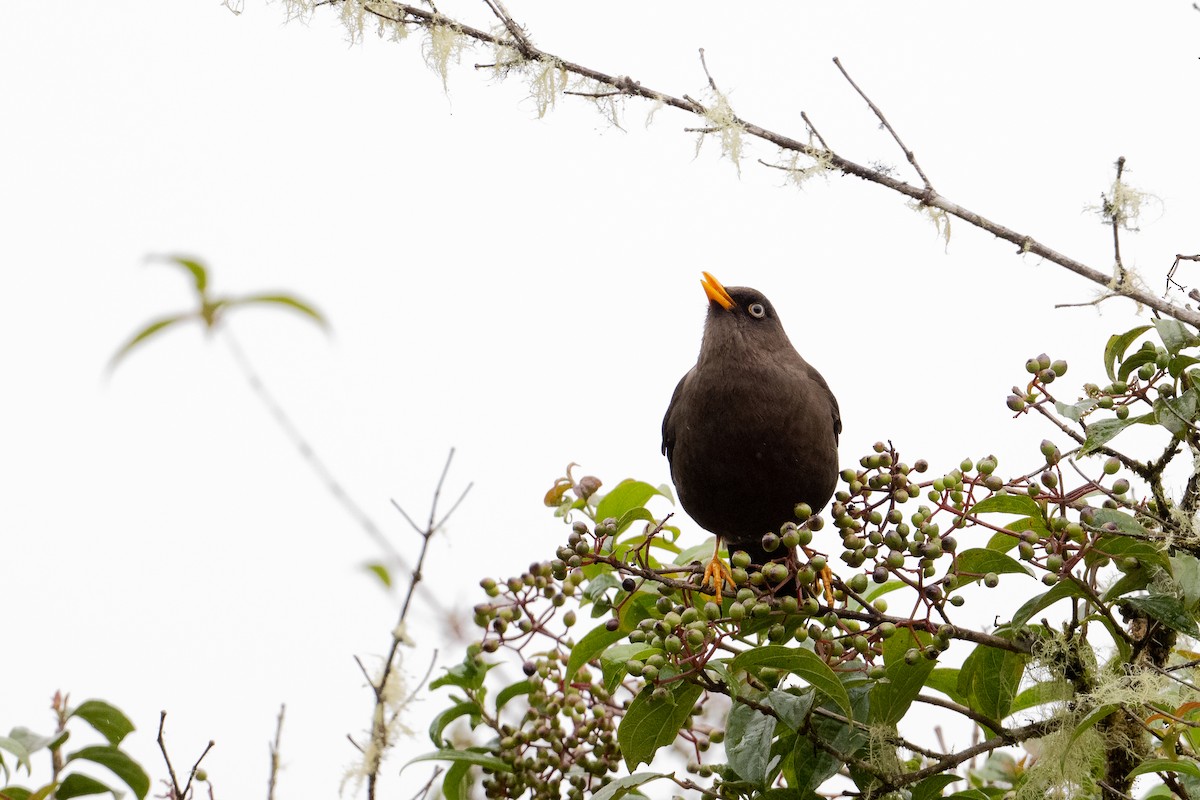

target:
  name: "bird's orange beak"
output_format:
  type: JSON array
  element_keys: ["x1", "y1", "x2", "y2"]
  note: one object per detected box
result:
[{"x1": 701, "y1": 271, "x2": 736, "y2": 311}]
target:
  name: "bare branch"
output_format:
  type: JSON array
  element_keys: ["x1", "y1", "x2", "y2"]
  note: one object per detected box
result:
[{"x1": 832, "y1": 56, "x2": 933, "y2": 192}]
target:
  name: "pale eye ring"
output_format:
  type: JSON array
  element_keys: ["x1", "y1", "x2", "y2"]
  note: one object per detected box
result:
[{"x1": 748, "y1": 302, "x2": 766, "y2": 319}]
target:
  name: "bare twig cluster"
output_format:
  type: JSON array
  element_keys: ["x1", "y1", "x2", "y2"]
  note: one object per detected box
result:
[{"x1": 302, "y1": 0, "x2": 1200, "y2": 324}]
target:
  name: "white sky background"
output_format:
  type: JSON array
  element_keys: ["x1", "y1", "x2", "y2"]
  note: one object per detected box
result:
[{"x1": 3, "y1": 1, "x2": 1199, "y2": 796}]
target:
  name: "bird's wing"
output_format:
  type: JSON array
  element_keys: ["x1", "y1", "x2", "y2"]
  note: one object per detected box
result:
[
  {"x1": 662, "y1": 370, "x2": 691, "y2": 459},
  {"x1": 805, "y1": 362, "x2": 842, "y2": 444}
]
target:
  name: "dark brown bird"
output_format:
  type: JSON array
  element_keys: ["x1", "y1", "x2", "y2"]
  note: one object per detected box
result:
[{"x1": 662, "y1": 272, "x2": 841, "y2": 597}]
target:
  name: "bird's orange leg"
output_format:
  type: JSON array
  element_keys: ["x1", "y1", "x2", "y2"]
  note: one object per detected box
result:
[
  {"x1": 702, "y1": 537, "x2": 734, "y2": 599},
  {"x1": 801, "y1": 546, "x2": 836, "y2": 606}
]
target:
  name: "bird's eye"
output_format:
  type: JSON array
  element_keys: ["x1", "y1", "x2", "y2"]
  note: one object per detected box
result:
[{"x1": 748, "y1": 303, "x2": 766, "y2": 319}]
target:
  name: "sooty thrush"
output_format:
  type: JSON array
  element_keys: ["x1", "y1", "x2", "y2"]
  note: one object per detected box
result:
[{"x1": 662, "y1": 272, "x2": 841, "y2": 598}]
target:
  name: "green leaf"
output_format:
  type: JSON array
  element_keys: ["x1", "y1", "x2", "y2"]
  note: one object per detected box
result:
[
  {"x1": 600, "y1": 644, "x2": 659, "y2": 694},
  {"x1": 924, "y1": 668, "x2": 967, "y2": 705},
  {"x1": 673, "y1": 539, "x2": 718, "y2": 566},
  {"x1": 911, "y1": 774, "x2": 962, "y2": 800},
  {"x1": 1055, "y1": 399, "x2": 1098, "y2": 422},
  {"x1": 957, "y1": 644, "x2": 1026, "y2": 728},
  {"x1": 362, "y1": 562, "x2": 391, "y2": 588},
  {"x1": 1105, "y1": 325, "x2": 1152, "y2": 381},
  {"x1": 952, "y1": 548, "x2": 1031, "y2": 580},
  {"x1": 0, "y1": 734, "x2": 33, "y2": 774},
  {"x1": 227, "y1": 293, "x2": 328, "y2": 329},
  {"x1": 565, "y1": 594, "x2": 654, "y2": 681},
  {"x1": 1127, "y1": 757, "x2": 1200, "y2": 781},
  {"x1": 863, "y1": 580, "x2": 907, "y2": 602},
  {"x1": 614, "y1": 507, "x2": 655, "y2": 536},
  {"x1": 108, "y1": 314, "x2": 194, "y2": 370},
  {"x1": 430, "y1": 656, "x2": 494, "y2": 692},
  {"x1": 969, "y1": 494, "x2": 1042, "y2": 517},
  {"x1": 156, "y1": 254, "x2": 209, "y2": 294},
  {"x1": 402, "y1": 748, "x2": 512, "y2": 775},
  {"x1": 1080, "y1": 413, "x2": 1154, "y2": 455},
  {"x1": 494, "y1": 680, "x2": 534, "y2": 713},
  {"x1": 730, "y1": 646, "x2": 852, "y2": 719},
  {"x1": 1117, "y1": 349, "x2": 1157, "y2": 383},
  {"x1": 870, "y1": 631, "x2": 935, "y2": 725},
  {"x1": 764, "y1": 688, "x2": 814, "y2": 733},
  {"x1": 725, "y1": 702, "x2": 776, "y2": 784},
  {"x1": 1124, "y1": 594, "x2": 1200, "y2": 636},
  {"x1": 56, "y1": 773, "x2": 113, "y2": 800},
  {"x1": 1012, "y1": 578, "x2": 1088, "y2": 626},
  {"x1": 590, "y1": 772, "x2": 671, "y2": 800},
  {"x1": 1102, "y1": 569, "x2": 1154, "y2": 601},
  {"x1": 1061, "y1": 704, "x2": 1117, "y2": 767},
  {"x1": 1010, "y1": 680, "x2": 1072, "y2": 714},
  {"x1": 1154, "y1": 318, "x2": 1200, "y2": 356},
  {"x1": 1092, "y1": 530, "x2": 1170, "y2": 573},
  {"x1": 595, "y1": 480, "x2": 666, "y2": 526},
  {"x1": 440, "y1": 759, "x2": 472, "y2": 800},
  {"x1": 1171, "y1": 555, "x2": 1200, "y2": 608},
  {"x1": 70, "y1": 701, "x2": 135, "y2": 748},
  {"x1": 66, "y1": 746, "x2": 149, "y2": 800},
  {"x1": 618, "y1": 681, "x2": 703, "y2": 769},
  {"x1": 1169, "y1": 354, "x2": 1200, "y2": 378},
  {"x1": 1154, "y1": 389, "x2": 1199, "y2": 437},
  {"x1": 428, "y1": 701, "x2": 481, "y2": 747}
]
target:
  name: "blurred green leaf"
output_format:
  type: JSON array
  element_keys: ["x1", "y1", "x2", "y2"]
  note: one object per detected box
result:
[
  {"x1": 362, "y1": 562, "x2": 391, "y2": 588},
  {"x1": 402, "y1": 748, "x2": 511, "y2": 775},
  {"x1": 227, "y1": 293, "x2": 328, "y2": 329},
  {"x1": 108, "y1": 314, "x2": 193, "y2": 370},
  {"x1": 66, "y1": 746, "x2": 149, "y2": 800},
  {"x1": 55, "y1": 772, "x2": 113, "y2": 800},
  {"x1": 494, "y1": 681, "x2": 534, "y2": 713},
  {"x1": 924, "y1": 668, "x2": 967, "y2": 705},
  {"x1": 428, "y1": 701, "x2": 481, "y2": 747},
  {"x1": 70, "y1": 701, "x2": 134, "y2": 747},
  {"x1": 1054, "y1": 399, "x2": 1098, "y2": 422},
  {"x1": 1128, "y1": 757, "x2": 1200, "y2": 781},
  {"x1": 154, "y1": 255, "x2": 208, "y2": 295},
  {"x1": 1171, "y1": 555, "x2": 1200, "y2": 608},
  {"x1": 430, "y1": 655, "x2": 493, "y2": 692},
  {"x1": 600, "y1": 644, "x2": 658, "y2": 695},
  {"x1": 440, "y1": 759, "x2": 472, "y2": 800},
  {"x1": 730, "y1": 646, "x2": 851, "y2": 720},
  {"x1": 618, "y1": 680, "x2": 703, "y2": 769},
  {"x1": 1117, "y1": 349, "x2": 1157, "y2": 383}
]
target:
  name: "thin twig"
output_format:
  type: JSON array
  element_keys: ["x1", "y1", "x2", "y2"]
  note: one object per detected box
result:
[
  {"x1": 364, "y1": 449, "x2": 471, "y2": 800},
  {"x1": 349, "y1": 1, "x2": 1200, "y2": 326},
  {"x1": 157, "y1": 712, "x2": 215, "y2": 800},
  {"x1": 800, "y1": 110, "x2": 829, "y2": 150},
  {"x1": 266, "y1": 704, "x2": 285, "y2": 800},
  {"x1": 832, "y1": 56, "x2": 932, "y2": 192},
  {"x1": 1111, "y1": 156, "x2": 1127, "y2": 283}
]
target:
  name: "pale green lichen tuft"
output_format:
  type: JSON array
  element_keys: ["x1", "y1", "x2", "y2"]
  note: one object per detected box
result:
[
  {"x1": 529, "y1": 58, "x2": 569, "y2": 119},
  {"x1": 779, "y1": 148, "x2": 834, "y2": 190},
  {"x1": 694, "y1": 89, "x2": 745, "y2": 177},
  {"x1": 485, "y1": 32, "x2": 525, "y2": 81},
  {"x1": 908, "y1": 200, "x2": 952, "y2": 248},
  {"x1": 423, "y1": 22, "x2": 469, "y2": 92},
  {"x1": 1014, "y1": 725, "x2": 1103, "y2": 800},
  {"x1": 338, "y1": 0, "x2": 369, "y2": 44},
  {"x1": 644, "y1": 94, "x2": 666, "y2": 128},
  {"x1": 280, "y1": 0, "x2": 315, "y2": 23}
]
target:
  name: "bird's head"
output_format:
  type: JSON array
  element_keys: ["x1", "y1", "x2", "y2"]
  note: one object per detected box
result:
[{"x1": 698, "y1": 271, "x2": 794, "y2": 361}]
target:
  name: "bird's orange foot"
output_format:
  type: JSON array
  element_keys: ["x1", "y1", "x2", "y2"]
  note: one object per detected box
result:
[
  {"x1": 819, "y1": 564, "x2": 835, "y2": 607},
  {"x1": 702, "y1": 554, "x2": 734, "y2": 599}
]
